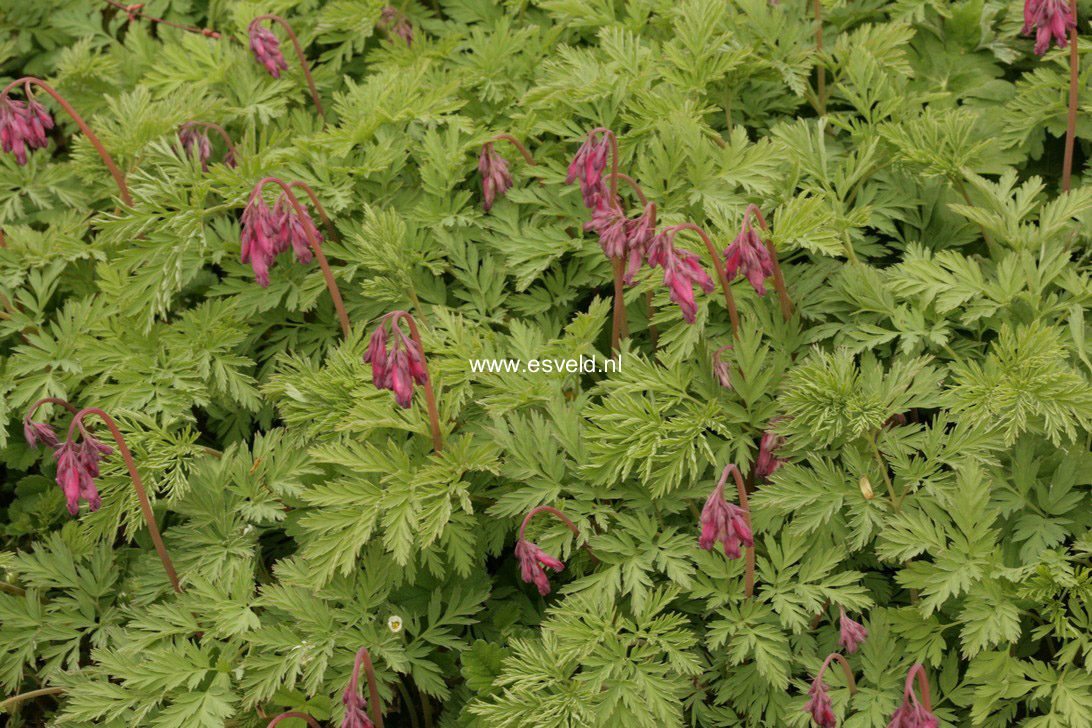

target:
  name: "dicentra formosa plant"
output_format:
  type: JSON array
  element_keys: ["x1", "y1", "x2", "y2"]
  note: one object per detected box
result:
[
  {"x1": 23, "y1": 398, "x2": 182, "y2": 593},
  {"x1": 838, "y1": 606, "x2": 869, "y2": 653},
  {"x1": 804, "y1": 652, "x2": 858, "y2": 728},
  {"x1": 248, "y1": 14, "x2": 326, "y2": 123},
  {"x1": 888, "y1": 664, "x2": 940, "y2": 728},
  {"x1": 514, "y1": 506, "x2": 596, "y2": 596},
  {"x1": 177, "y1": 120, "x2": 237, "y2": 171},
  {"x1": 240, "y1": 177, "x2": 350, "y2": 338},
  {"x1": 698, "y1": 464, "x2": 755, "y2": 597},
  {"x1": 264, "y1": 647, "x2": 384, "y2": 727},
  {"x1": 724, "y1": 204, "x2": 793, "y2": 321},
  {"x1": 478, "y1": 133, "x2": 536, "y2": 212},
  {"x1": 0, "y1": 77, "x2": 132, "y2": 205},
  {"x1": 364, "y1": 311, "x2": 444, "y2": 452}
]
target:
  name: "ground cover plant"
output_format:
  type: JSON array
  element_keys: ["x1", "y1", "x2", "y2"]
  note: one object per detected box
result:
[{"x1": 1, "y1": 0, "x2": 1092, "y2": 725}]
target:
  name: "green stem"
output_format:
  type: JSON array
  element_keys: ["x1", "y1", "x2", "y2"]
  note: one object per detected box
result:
[
  {"x1": 1, "y1": 687, "x2": 64, "y2": 713},
  {"x1": 866, "y1": 429, "x2": 898, "y2": 513}
]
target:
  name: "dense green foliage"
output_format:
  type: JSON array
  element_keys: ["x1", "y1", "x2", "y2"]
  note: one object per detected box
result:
[{"x1": 2, "y1": 0, "x2": 1092, "y2": 726}]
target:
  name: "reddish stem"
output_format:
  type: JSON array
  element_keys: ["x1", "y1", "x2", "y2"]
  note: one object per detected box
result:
[
  {"x1": 612, "y1": 173, "x2": 647, "y2": 206},
  {"x1": 904, "y1": 663, "x2": 932, "y2": 711},
  {"x1": 2, "y1": 78, "x2": 132, "y2": 206},
  {"x1": 1062, "y1": 2, "x2": 1079, "y2": 193},
  {"x1": 351, "y1": 647, "x2": 385, "y2": 728},
  {"x1": 490, "y1": 133, "x2": 536, "y2": 166},
  {"x1": 810, "y1": 600, "x2": 830, "y2": 630},
  {"x1": 179, "y1": 120, "x2": 238, "y2": 162},
  {"x1": 645, "y1": 202, "x2": 658, "y2": 349},
  {"x1": 253, "y1": 177, "x2": 350, "y2": 338},
  {"x1": 584, "y1": 128, "x2": 627, "y2": 350},
  {"x1": 720, "y1": 465, "x2": 755, "y2": 598},
  {"x1": 265, "y1": 712, "x2": 321, "y2": 728},
  {"x1": 103, "y1": 0, "x2": 221, "y2": 37},
  {"x1": 745, "y1": 205, "x2": 793, "y2": 321},
  {"x1": 66, "y1": 408, "x2": 182, "y2": 593},
  {"x1": 816, "y1": 652, "x2": 858, "y2": 695},
  {"x1": 250, "y1": 15, "x2": 326, "y2": 125},
  {"x1": 666, "y1": 223, "x2": 740, "y2": 335},
  {"x1": 287, "y1": 180, "x2": 339, "y2": 243},
  {"x1": 26, "y1": 397, "x2": 80, "y2": 419},
  {"x1": 519, "y1": 506, "x2": 598, "y2": 563},
  {"x1": 390, "y1": 311, "x2": 444, "y2": 453}
]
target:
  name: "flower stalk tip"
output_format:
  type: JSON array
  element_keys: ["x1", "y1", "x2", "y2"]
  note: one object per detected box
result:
[
  {"x1": 248, "y1": 15, "x2": 327, "y2": 124},
  {"x1": 343, "y1": 647, "x2": 384, "y2": 728},
  {"x1": 515, "y1": 506, "x2": 596, "y2": 596},
  {"x1": 887, "y1": 663, "x2": 938, "y2": 728},
  {"x1": 698, "y1": 464, "x2": 755, "y2": 597},
  {"x1": 804, "y1": 652, "x2": 858, "y2": 728},
  {"x1": 838, "y1": 606, "x2": 869, "y2": 654}
]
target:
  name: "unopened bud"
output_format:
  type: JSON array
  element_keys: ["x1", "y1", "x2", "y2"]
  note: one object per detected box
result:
[{"x1": 859, "y1": 475, "x2": 874, "y2": 500}]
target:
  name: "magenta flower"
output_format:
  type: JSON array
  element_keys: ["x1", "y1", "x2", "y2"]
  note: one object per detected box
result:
[
  {"x1": 699, "y1": 473, "x2": 753, "y2": 559},
  {"x1": 888, "y1": 664, "x2": 939, "y2": 728},
  {"x1": 755, "y1": 421, "x2": 786, "y2": 479},
  {"x1": 0, "y1": 95, "x2": 53, "y2": 166},
  {"x1": 712, "y1": 344, "x2": 733, "y2": 390},
  {"x1": 23, "y1": 416, "x2": 60, "y2": 450},
  {"x1": 514, "y1": 537, "x2": 565, "y2": 596},
  {"x1": 647, "y1": 231, "x2": 716, "y2": 324},
  {"x1": 240, "y1": 194, "x2": 280, "y2": 287},
  {"x1": 378, "y1": 6, "x2": 413, "y2": 45},
  {"x1": 249, "y1": 23, "x2": 288, "y2": 78},
  {"x1": 805, "y1": 673, "x2": 837, "y2": 728},
  {"x1": 724, "y1": 209, "x2": 775, "y2": 296},
  {"x1": 342, "y1": 647, "x2": 376, "y2": 728},
  {"x1": 622, "y1": 203, "x2": 656, "y2": 284},
  {"x1": 274, "y1": 191, "x2": 319, "y2": 265},
  {"x1": 566, "y1": 132, "x2": 611, "y2": 209},
  {"x1": 53, "y1": 430, "x2": 112, "y2": 516},
  {"x1": 364, "y1": 313, "x2": 428, "y2": 408},
  {"x1": 478, "y1": 142, "x2": 512, "y2": 212},
  {"x1": 1023, "y1": 0, "x2": 1075, "y2": 55},
  {"x1": 838, "y1": 606, "x2": 868, "y2": 654},
  {"x1": 178, "y1": 125, "x2": 212, "y2": 171}
]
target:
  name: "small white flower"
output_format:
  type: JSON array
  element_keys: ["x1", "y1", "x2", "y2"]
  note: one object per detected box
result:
[
  {"x1": 387, "y1": 615, "x2": 403, "y2": 633},
  {"x1": 242, "y1": 525, "x2": 254, "y2": 535}
]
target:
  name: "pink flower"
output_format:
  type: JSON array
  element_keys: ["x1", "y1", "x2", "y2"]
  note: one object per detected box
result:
[
  {"x1": 888, "y1": 664, "x2": 939, "y2": 728},
  {"x1": 0, "y1": 95, "x2": 53, "y2": 166},
  {"x1": 838, "y1": 606, "x2": 868, "y2": 654},
  {"x1": 273, "y1": 192, "x2": 319, "y2": 264},
  {"x1": 723, "y1": 210, "x2": 775, "y2": 296},
  {"x1": 240, "y1": 194, "x2": 280, "y2": 287},
  {"x1": 648, "y1": 231, "x2": 715, "y2": 324},
  {"x1": 1023, "y1": 0, "x2": 1075, "y2": 55},
  {"x1": 712, "y1": 344, "x2": 733, "y2": 389},
  {"x1": 249, "y1": 23, "x2": 288, "y2": 78},
  {"x1": 364, "y1": 313, "x2": 429, "y2": 408},
  {"x1": 566, "y1": 132, "x2": 611, "y2": 209},
  {"x1": 178, "y1": 125, "x2": 212, "y2": 171},
  {"x1": 804, "y1": 674, "x2": 837, "y2": 728},
  {"x1": 23, "y1": 417, "x2": 60, "y2": 450},
  {"x1": 514, "y1": 537, "x2": 565, "y2": 596},
  {"x1": 698, "y1": 475, "x2": 753, "y2": 559},
  {"x1": 478, "y1": 142, "x2": 512, "y2": 212},
  {"x1": 52, "y1": 432, "x2": 112, "y2": 516},
  {"x1": 342, "y1": 648, "x2": 376, "y2": 728},
  {"x1": 622, "y1": 203, "x2": 656, "y2": 284},
  {"x1": 755, "y1": 422, "x2": 786, "y2": 479},
  {"x1": 378, "y1": 7, "x2": 413, "y2": 46}
]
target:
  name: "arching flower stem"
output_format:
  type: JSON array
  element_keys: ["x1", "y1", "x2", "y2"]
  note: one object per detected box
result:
[
  {"x1": 744, "y1": 205, "x2": 793, "y2": 321},
  {"x1": 490, "y1": 133, "x2": 536, "y2": 166},
  {"x1": 519, "y1": 506, "x2": 598, "y2": 563},
  {"x1": 585, "y1": 127, "x2": 627, "y2": 351},
  {"x1": 66, "y1": 407, "x2": 182, "y2": 593},
  {"x1": 179, "y1": 120, "x2": 238, "y2": 161},
  {"x1": 664, "y1": 223, "x2": 739, "y2": 335},
  {"x1": 249, "y1": 15, "x2": 326, "y2": 124},
  {"x1": 265, "y1": 711, "x2": 321, "y2": 727},
  {"x1": 2, "y1": 78, "x2": 132, "y2": 205},
  {"x1": 1062, "y1": 0, "x2": 1079, "y2": 192},
  {"x1": 0, "y1": 686, "x2": 64, "y2": 713},
  {"x1": 103, "y1": 0, "x2": 221, "y2": 37},
  {"x1": 252, "y1": 177, "x2": 350, "y2": 338},
  {"x1": 816, "y1": 652, "x2": 858, "y2": 695},
  {"x1": 287, "y1": 180, "x2": 338, "y2": 243}
]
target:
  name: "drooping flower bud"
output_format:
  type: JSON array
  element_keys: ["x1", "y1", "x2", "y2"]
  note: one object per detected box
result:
[
  {"x1": 273, "y1": 191, "x2": 319, "y2": 264},
  {"x1": 647, "y1": 230, "x2": 716, "y2": 324},
  {"x1": 887, "y1": 664, "x2": 939, "y2": 728},
  {"x1": 712, "y1": 344, "x2": 734, "y2": 389},
  {"x1": 723, "y1": 210, "x2": 775, "y2": 296},
  {"x1": 838, "y1": 606, "x2": 869, "y2": 654},
  {"x1": 249, "y1": 23, "x2": 289, "y2": 78},
  {"x1": 23, "y1": 417, "x2": 60, "y2": 450},
  {"x1": 514, "y1": 537, "x2": 565, "y2": 596},
  {"x1": 755, "y1": 422, "x2": 786, "y2": 479},
  {"x1": 0, "y1": 95, "x2": 53, "y2": 166},
  {"x1": 52, "y1": 431, "x2": 112, "y2": 515},
  {"x1": 178, "y1": 125, "x2": 212, "y2": 171},
  {"x1": 364, "y1": 313, "x2": 429, "y2": 408},
  {"x1": 804, "y1": 673, "x2": 837, "y2": 728},
  {"x1": 478, "y1": 142, "x2": 512, "y2": 212},
  {"x1": 240, "y1": 194, "x2": 280, "y2": 287},
  {"x1": 698, "y1": 475, "x2": 753, "y2": 560},
  {"x1": 1023, "y1": 0, "x2": 1075, "y2": 55},
  {"x1": 566, "y1": 132, "x2": 611, "y2": 209},
  {"x1": 378, "y1": 6, "x2": 414, "y2": 46}
]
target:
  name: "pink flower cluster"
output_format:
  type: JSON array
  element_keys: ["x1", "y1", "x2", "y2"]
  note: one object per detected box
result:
[
  {"x1": 698, "y1": 476, "x2": 753, "y2": 559},
  {"x1": 712, "y1": 343, "x2": 734, "y2": 389},
  {"x1": 838, "y1": 606, "x2": 869, "y2": 654},
  {"x1": 723, "y1": 208, "x2": 775, "y2": 296},
  {"x1": 378, "y1": 6, "x2": 413, "y2": 46},
  {"x1": 478, "y1": 142, "x2": 512, "y2": 212},
  {"x1": 514, "y1": 537, "x2": 565, "y2": 596},
  {"x1": 240, "y1": 188, "x2": 319, "y2": 287},
  {"x1": 888, "y1": 665, "x2": 939, "y2": 728},
  {"x1": 364, "y1": 313, "x2": 428, "y2": 408},
  {"x1": 1023, "y1": 0, "x2": 1075, "y2": 55},
  {"x1": 647, "y1": 230, "x2": 716, "y2": 324},
  {"x1": 342, "y1": 648, "x2": 376, "y2": 728},
  {"x1": 0, "y1": 95, "x2": 54, "y2": 165},
  {"x1": 804, "y1": 674, "x2": 837, "y2": 728},
  {"x1": 249, "y1": 23, "x2": 288, "y2": 78},
  {"x1": 23, "y1": 414, "x2": 110, "y2": 516},
  {"x1": 178, "y1": 125, "x2": 212, "y2": 171},
  {"x1": 566, "y1": 131, "x2": 611, "y2": 209},
  {"x1": 755, "y1": 420, "x2": 786, "y2": 479}
]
